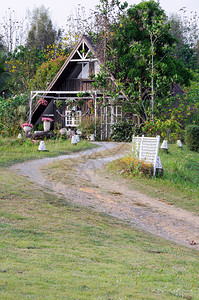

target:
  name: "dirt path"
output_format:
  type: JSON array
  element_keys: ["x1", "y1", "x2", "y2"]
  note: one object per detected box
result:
[{"x1": 11, "y1": 142, "x2": 199, "y2": 250}]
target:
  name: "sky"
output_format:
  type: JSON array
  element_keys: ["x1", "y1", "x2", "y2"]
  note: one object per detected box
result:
[{"x1": 0, "y1": 0, "x2": 199, "y2": 29}]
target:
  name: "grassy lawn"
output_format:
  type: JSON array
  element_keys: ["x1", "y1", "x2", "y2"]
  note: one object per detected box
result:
[
  {"x1": 0, "y1": 168, "x2": 199, "y2": 300},
  {"x1": 0, "y1": 138, "x2": 96, "y2": 167},
  {"x1": 108, "y1": 144, "x2": 199, "y2": 215},
  {"x1": 0, "y1": 140, "x2": 198, "y2": 299}
]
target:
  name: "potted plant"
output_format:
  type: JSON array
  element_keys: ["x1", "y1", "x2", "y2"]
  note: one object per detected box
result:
[
  {"x1": 21, "y1": 123, "x2": 33, "y2": 133},
  {"x1": 41, "y1": 117, "x2": 53, "y2": 132}
]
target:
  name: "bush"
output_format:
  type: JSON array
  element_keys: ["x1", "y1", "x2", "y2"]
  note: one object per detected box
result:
[
  {"x1": 185, "y1": 125, "x2": 199, "y2": 152},
  {"x1": 110, "y1": 119, "x2": 141, "y2": 142},
  {"x1": 142, "y1": 117, "x2": 183, "y2": 142}
]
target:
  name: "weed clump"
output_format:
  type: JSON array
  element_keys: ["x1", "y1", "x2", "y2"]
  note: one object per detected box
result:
[{"x1": 113, "y1": 155, "x2": 153, "y2": 178}]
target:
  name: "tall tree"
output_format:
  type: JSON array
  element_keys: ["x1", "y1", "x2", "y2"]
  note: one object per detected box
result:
[
  {"x1": 94, "y1": 0, "x2": 192, "y2": 122},
  {"x1": 0, "y1": 8, "x2": 28, "y2": 52},
  {"x1": 26, "y1": 5, "x2": 61, "y2": 51}
]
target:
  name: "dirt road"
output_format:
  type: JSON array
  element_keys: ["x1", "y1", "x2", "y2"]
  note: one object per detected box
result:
[{"x1": 11, "y1": 142, "x2": 199, "y2": 250}]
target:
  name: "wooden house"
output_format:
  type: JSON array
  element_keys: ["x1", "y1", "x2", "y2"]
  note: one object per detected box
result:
[{"x1": 30, "y1": 34, "x2": 126, "y2": 139}]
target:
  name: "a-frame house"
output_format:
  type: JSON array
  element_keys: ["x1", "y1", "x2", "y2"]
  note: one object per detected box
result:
[{"x1": 30, "y1": 35, "x2": 124, "y2": 139}]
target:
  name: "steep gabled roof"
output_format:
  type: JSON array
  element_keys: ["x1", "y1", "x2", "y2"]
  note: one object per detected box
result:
[{"x1": 46, "y1": 34, "x2": 102, "y2": 92}]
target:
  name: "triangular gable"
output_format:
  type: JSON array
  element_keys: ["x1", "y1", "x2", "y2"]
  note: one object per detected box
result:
[{"x1": 46, "y1": 34, "x2": 101, "y2": 92}]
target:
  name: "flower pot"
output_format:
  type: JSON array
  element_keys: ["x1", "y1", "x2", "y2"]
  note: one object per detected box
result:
[
  {"x1": 43, "y1": 121, "x2": 51, "y2": 132},
  {"x1": 23, "y1": 126, "x2": 32, "y2": 134}
]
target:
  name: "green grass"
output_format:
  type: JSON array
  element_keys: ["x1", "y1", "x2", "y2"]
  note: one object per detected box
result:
[
  {"x1": 0, "y1": 140, "x2": 198, "y2": 298},
  {"x1": 0, "y1": 169, "x2": 199, "y2": 299},
  {"x1": 108, "y1": 144, "x2": 199, "y2": 214},
  {"x1": 0, "y1": 138, "x2": 96, "y2": 167}
]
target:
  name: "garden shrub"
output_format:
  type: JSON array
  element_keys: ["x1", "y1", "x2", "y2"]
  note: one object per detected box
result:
[
  {"x1": 0, "y1": 94, "x2": 29, "y2": 136},
  {"x1": 110, "y1": 119, "x2": 141, "y2": 142},
  {"x1": 142, "y1": 117, "x2": 183, "y2": 142},
  {"x1": 185, "y1": 125, "x2": 199, "y2": 152}
]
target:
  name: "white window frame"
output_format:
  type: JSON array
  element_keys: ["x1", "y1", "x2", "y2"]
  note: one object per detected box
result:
[{"x1": 65, "y1": 110, "x2": 81, "y2": 127}]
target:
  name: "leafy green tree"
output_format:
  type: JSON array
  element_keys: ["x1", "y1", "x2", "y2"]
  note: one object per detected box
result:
[
  {"x1": 26, "y1": 5, "x2": 62, "y2": 51},
  {"x1": 93, "y1": 0, "x2": 192, "y2": 123},
  {"x1": 5, "y1": 46, "x2": 45, "y2": 94}
]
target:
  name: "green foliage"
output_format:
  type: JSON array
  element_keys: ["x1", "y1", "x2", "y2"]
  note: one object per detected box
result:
[
  {"x1": 5, "y1": 42, "x2": 70, "y2": 94},
  {"x1": 5, "y1": 46, "x2": 45, "y2": 94},
  {"x1": 141, "y1": 76, "x2": 199, "y2": 141},
  {"x1": 30, "y1": 56, "x2": 67, "y2": 90},
  {"x1": 185, "y1": 125, "x2": 199, "y2": 152},
  {"x1": 110, "y1": 119, "x2": 141, "y2": 142},
  {"x1": 142, "y1": 117, "x2": 182, "y2": 142},
  {"x1": 0, "y1": 94, "x2": 29, "y2": 136},
  {"x1": 93, "y1": 0, "x2": 193, "y2": 122}
]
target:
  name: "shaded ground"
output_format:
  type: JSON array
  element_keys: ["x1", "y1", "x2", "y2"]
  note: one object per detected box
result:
[{"x1": 11, "y1": 142, "x2": 199, "y2": 250}]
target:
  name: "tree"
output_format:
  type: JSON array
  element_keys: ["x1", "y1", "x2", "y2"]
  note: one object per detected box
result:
[
  {"x1": 0, "y1": 8, "x2": 28, "y2": 52},
  {"x1": 29, "y1": 55, "x2": 67, "y2": 91},
  {"x1": 26, "y1": 5, "x2": 61, "y2": 51},
  {"x1": 94, "y1": 0, "x2": 192, "y2": 122},
  {"x1": 4, "y1": 46, "x2": 45, "y2": 94},
  {"x1": 169, "y1": 13, "x2": 198, "y2": 71}
]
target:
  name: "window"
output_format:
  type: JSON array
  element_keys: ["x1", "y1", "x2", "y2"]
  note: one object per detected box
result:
[{"x1": 65, "y1": 110, "x2": 81, "y2": 127}]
